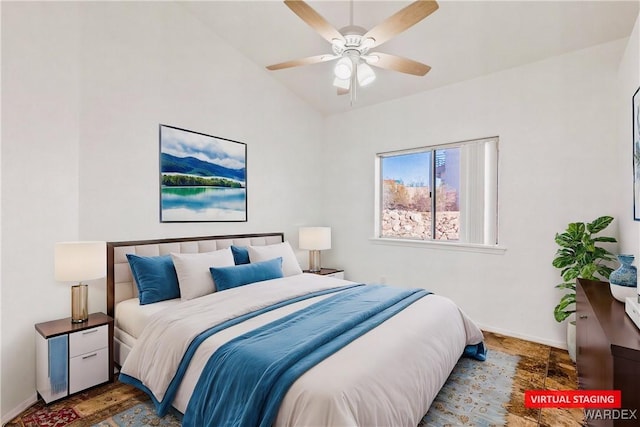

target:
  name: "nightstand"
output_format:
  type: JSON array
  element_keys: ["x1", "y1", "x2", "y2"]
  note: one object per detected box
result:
[
  {"x1": 35, "y1": 312, "x2": 113, "y2": 403},
  {"x1": 303, "y1": 268, "x2": 345, "y2": 280}
]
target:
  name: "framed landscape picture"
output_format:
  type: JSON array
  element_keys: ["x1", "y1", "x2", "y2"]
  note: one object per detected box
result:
[
  {"x1": 634, "y1": 87, "x2": 640, "y2": 220},
  {"x1": 159, "y1": 124, "x2": 247, "y2": 222}
]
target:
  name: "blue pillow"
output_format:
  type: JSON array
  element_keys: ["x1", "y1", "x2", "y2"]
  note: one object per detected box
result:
[
  {"x1": 126, "y1": 254, "x2": 180, "y2": 305},
  {"x1": 231, "y1": 245, "x2": 250, "y2": 265},
  {"x1": 210, "y1": 257, "x2": 283, "y2": 291}
]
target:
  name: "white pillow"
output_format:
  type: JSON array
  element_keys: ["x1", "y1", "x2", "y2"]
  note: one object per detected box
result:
[
  {"x1": 171, "y1": 248, "x2": 235, "y2": 300},
  {"x1": 247, "y1": 241, "x2": 303, "y2": 277}
]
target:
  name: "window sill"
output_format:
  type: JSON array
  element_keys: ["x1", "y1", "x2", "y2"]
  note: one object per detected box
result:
[{"x1": 369, "y1": 237, "x2": 507, "y2": 254}]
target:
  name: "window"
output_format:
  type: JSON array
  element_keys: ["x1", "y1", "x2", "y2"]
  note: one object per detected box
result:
[{"x1": 375, "y1": 137, "x2": 498, "y2": 246}]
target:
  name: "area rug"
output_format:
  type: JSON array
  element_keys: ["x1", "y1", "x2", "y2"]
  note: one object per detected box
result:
[
  {"x1": 91, "y1": 403, "x2": 181, "y2": 427},
  {"x1": 7, "y1": 349, "x2": 518, "y2": 427},
  {"x1": 420, "y1": 349, "x2": 520, "y2": 426}
]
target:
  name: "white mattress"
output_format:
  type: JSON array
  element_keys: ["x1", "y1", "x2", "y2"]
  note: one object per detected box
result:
[{"x1": 115, "y1": 297, "x2": 182, "y2": 340}]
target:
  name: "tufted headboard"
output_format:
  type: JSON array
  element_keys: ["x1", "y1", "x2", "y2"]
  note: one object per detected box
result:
[{"x1": 106, "y1": 232, "x2": 284, "y2": 318}]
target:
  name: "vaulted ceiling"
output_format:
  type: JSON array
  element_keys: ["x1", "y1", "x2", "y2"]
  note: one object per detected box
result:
[{"x1": 182, "y1": 1, "x2": 639, "y2": 116}]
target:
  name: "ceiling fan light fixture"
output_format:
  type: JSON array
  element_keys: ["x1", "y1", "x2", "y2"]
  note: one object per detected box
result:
[
  {"x1": 334, "y1": 57, "x2": 353, "y2": 80},
  {"x1": 333, "y1": 76, "x2": 350, "y2": 90},
  {"x1": 357, "y1": 62, "x2": 376, "y2": 86}
]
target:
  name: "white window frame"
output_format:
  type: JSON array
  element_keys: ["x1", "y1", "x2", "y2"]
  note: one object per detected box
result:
[{"x1": 372, "y1": 136, "x2": 505, "y2": 254}]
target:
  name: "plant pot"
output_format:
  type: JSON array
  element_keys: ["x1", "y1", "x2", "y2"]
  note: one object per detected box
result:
[{"x1": 567, "y1": 320, "x2": 576, "y2": 363}]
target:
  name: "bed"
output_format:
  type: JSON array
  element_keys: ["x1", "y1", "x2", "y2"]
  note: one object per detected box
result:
[{"x1": 107, "y1": 232, "x2": 485, "y2": 426}]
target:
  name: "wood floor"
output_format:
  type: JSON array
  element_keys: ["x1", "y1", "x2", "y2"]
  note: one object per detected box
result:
[
  {"x1": 484, "y1": 331, "x2": 584, "y2": 426},
  {"x1": 6, "y1": 331, "x2": 583, "y2": 426}
]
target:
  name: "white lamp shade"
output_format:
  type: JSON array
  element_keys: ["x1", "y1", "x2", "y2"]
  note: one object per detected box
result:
[
  {"x1": 334, "y1": 57, "x2": 353, "y2": 80},
  {"x1": 55, "y1": 241, "x2": 106, "y2": 282},
  {"x1": 357, "y1": 63, "x2": 376, "y2": 86},
  {"x1": 299, "y1": 227, "x2": 331, "y2": 250},
  {"x1": 333, "y1": 77, "x2": 350, "y2": 90}
]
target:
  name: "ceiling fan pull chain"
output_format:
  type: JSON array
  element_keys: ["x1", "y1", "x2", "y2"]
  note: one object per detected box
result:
[{"x1": 351, "y1": 66, "x2": 357, "y2": 105}]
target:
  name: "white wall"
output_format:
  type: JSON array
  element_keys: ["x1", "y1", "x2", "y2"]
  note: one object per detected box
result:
[
  {"x1": 615, "y1": 13, "x2": 640, "y2": 255},
  {"x1": 1, "y1": 2, "x2": 82, "y2": 419},
  {"x1": 1, "y1": 2, "x2": 325, "y2": 420},
  {"x1": 322, "y1": 39, "x2": 626, "y2": 348}
]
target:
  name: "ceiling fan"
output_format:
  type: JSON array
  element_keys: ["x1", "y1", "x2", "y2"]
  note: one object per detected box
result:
[{"x1": 266, "y1": 0, "x2": 439, "y2": 100}]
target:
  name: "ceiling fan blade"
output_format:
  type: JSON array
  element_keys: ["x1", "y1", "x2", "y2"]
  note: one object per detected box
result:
[
  {"x1": 363, "y1": 0, "x2": 438, "y2": 48},
  {"x1": 266, "y1": 54, "x2": 337, "y2": 71},
  {"x1": 284, "y1": 0, "x2": 345, "y2": 44},
  {"x1": 337, "y1": 87, "x2": 349, "y2": 96},
  {"x1": 367, "y1": 52, "x2": 431, "y2": 76}
]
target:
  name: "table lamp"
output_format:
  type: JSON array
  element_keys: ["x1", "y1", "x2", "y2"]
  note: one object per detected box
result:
[
  {"x1": 55, "y1": 241, "x2": 106, "y2": 323},
  {"x1": 299, "y1": 227, "x2": 331, "y2": 273}
]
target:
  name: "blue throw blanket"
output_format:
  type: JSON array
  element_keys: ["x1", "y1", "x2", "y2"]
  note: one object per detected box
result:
[
  {"x1": 120, "y1": 284, "x2": 362, "y2": 416},
  {"x1": 49, "y1": 334, "x2": 68, "y2": 394},
  {"x1": 183, "y1": 284, "x2": 431, "y2": 427},
  {"x1": 464, "y1": 341, "x2": 487, "y2": 361}
]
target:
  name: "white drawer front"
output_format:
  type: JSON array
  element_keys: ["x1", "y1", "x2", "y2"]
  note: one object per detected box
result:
[
  {"x1": 69, "y1": 325, "x2": 107, "y2": 358},
  {"x1": 69, "y1": 347, "x2": 108, "y2": 394}
]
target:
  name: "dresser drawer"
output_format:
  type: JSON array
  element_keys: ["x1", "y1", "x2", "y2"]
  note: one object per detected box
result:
[
  {"x1": 69, "y1": 325, "x2": 107, "y2": 357},
  {"x1": 69, "y1": 347, "x2": 109, "y2": 394}
]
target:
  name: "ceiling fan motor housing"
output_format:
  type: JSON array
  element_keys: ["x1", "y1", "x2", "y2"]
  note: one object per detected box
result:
[{"x1": 332, "y1": 25, "x2": 372, "y2": 57}]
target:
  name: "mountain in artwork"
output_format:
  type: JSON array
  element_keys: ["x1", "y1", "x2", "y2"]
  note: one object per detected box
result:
[{"x1": 161, "y1": 153, "x2": 245, "y2": 182}]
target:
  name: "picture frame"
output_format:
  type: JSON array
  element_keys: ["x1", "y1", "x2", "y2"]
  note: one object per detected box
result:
[
  {"x1": 159, "y1": 124, "x2": 247, "y2": 222},
  {"x1": 633, "y1": 87, "x2": 640, "y2": 220}
]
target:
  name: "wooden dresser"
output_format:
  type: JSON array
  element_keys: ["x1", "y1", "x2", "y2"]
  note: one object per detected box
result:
[{"x1": 576, "y1": 278, "x2": 640, "y2": 426}]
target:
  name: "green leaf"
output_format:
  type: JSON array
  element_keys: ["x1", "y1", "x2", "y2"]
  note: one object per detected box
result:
[
  {"x1": 555, "y1": 233, "x2": 576, "y2": 248},
  {"x1": 596, "y1": 265, "x2": 614, "y2": 280},
  {"x1": 554, "y1": 293, "x2": 576, "y2": 322},
  {"x1": 553, "y1": 255, "x2": 575, "y2": 269},
  {"x1": 567, "y1": 222, "x2": 586, "y2": 240},
  {"x1": 575, "y1": 251, "x2": 589, "y2": 267},
  {"x1": 555, "y1": 248, "x2": 575, "y2": 257},
  {"x1": 555, "y1": 282, "x2": 576, "y2": 291},
  {"x1": 558, "y1": 292, "x2": 576, "y2": 305},
  {"x1": 587, "y1": 216, "x2": 614, "y2": 234},
  {"x1": 592, "y1": 236, "x2": 617, "y2": 243},
  {"x1": 554, "y1": 307, "x2": 575, "y2": 322},
  {"x1": 582, "y1": 235, "x2": 595, "y2": 252},
  {"x1": 563, "y1": 268, "x2": 580, "y2": 281},
  {"x1": 580, "y1": 264, "x2": 598, "y2": 280}
]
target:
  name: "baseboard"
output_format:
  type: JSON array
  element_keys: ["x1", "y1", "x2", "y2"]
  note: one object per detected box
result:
[
  {"x1": 1, "y1": 393, "x2": 37, "y2": 426},
  {"x1": 478, "y1": 323, "x2": 566, "y2": 350}
]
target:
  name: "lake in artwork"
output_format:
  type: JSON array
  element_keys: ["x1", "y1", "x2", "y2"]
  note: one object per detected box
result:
[{"x1": 161, "y1": 187, "x2": 246, "y2": 222}]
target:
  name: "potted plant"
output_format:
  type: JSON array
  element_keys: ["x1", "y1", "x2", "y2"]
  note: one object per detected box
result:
[{"x1": 552, "y1": 215, "x2": 617, "y2": 361}]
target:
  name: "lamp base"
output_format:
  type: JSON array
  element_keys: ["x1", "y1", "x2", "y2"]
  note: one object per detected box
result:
[
  {"x1": 71, "y1": 284, "x2": 88, "y2": 323},
  {"x1": 308, "y1": 250, "x2": 322, "y2": 273}
]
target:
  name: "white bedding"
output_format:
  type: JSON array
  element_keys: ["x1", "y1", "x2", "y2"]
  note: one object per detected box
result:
[
  {"x1": 120, "y1": 273, "x2": 484, "y2": 426},
  {"x1": 115, "y1": 297, "x2": 182, "y2": 340}
]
